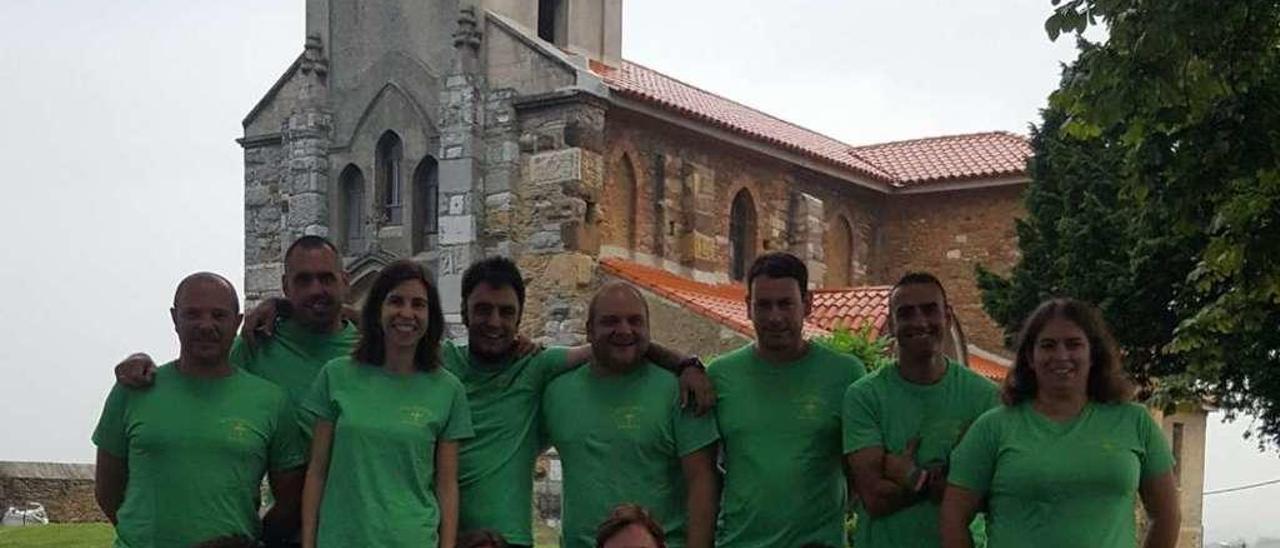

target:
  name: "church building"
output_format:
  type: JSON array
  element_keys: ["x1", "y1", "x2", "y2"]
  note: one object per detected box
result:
[{"x1": 237, "y1": 4, "x2": 1205, "y2": 545}]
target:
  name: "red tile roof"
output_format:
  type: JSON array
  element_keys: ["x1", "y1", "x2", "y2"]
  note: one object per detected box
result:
[
  {"x1": 966, "y1": 351, "x2": 1010, "y2": 382},
  {"x1": 848, "y1": 132, "x2": 1033, "y2": 185},
  {"x1": 599, "y1": 258, "x2": 888, "y2": 339},
  {"x1": 594, "y1": 61, "x2": 1031, "y2": 187}
]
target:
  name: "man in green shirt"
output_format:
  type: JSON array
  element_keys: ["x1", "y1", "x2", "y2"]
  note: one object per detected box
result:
[
  {"x1": 447, "y1": 257, "x2": 714, "y2": 547},
  {"x1": 843, "y1": 272, "x2": 999, "y2": 547},
  {"x1": 707, "y1": 252, "x2": 867, "y2": 548},
  {"x1": 114, "y1": 235, "x2": 359, "y2": 439},
  {"x1": 542, "y1": 282, "x2": 720, "y2": 548},
  {"x1": 94, "y1": 273, "x2": 307, "y2": 547}
]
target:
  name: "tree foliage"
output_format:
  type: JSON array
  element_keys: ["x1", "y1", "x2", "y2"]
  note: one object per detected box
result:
[{"x1": 985, "y1": 0, "x2": 1280, "y2": 447}]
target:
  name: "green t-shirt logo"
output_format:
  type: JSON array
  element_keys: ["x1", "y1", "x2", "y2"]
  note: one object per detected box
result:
[
  {"x1": 399, "y1": 406, "x2": 434, "y2": 426},
  {"x1": 611, "y1": 405, "x2": 644, "y2": 430},
  {"x1": 221, "y1": 417, "x2": 255, "y2": 443},
  {"x1": 792, "y1": 394, "x2": 824, "y2": 421}
]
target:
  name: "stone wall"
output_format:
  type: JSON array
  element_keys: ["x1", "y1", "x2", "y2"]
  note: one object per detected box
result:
[
  {"x1": 0, "y1": 462, "x2": 102, "y2": 523},
  {"x1": 635, "y1": 285, "x2": 751, "y2": 358},
  {"x1": 881, "y1": 185, "x2": 1026, "y2": 352},
  {"x1": 243, "y1": 140, "x2": 288, "y2": 307},
  {"x1": 601, "y1": 111, "x2": 883, "y2": 287},
  {"x1": 510, "y1": 92, "x2": 609, "y2": 345}
]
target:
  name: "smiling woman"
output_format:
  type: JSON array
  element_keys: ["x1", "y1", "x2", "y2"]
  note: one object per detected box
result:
[
  {"x1": 300, "y1": 260, "x2": 475, "y2": 548},
  {"x1": 939, "y1": 298, "x2": 1182, "y2": 548}
]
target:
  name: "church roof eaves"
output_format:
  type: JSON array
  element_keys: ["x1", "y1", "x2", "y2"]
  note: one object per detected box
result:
[
  {"x1": 242, "y1": 53, "x2": 303, "y2": 130},
  {"x1": 593, "y1": 61, "x2": 1032, "y2": 191}
]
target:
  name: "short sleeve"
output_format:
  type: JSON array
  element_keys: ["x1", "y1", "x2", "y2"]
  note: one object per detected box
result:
[
  {"x1": 229, "y1": 336, "x2": 251, "y2": 371},
  {"x1": 673, "y1": 404, "x2": 720, "y2": 457},
  {"x1": 302, "y1": 360, "x2": 341, "y2": 423},
  {"x1": 440, "y1": 339, "x2": 467, "y2": 374},
  {"x1": 842, "y1": 380, "x2": 882, "y2": 455},
  {"x1": 268, "y1": 394, "x2": 308, "y2": 471},
  {"x1": 530, "y1": 346, "x2": 574, "y2": 390},
  {"x1": 947, "y1": 408, "x2": 1002, "y2": 495},
  {"x1": 441, "y1": 378, "x2": 475, "y2": 442},
  {"x1": 91, "y1": 384, "x2": 130, "y2": 458},
  {"x1": 846, "y1": 354, "x2": 868, "y2": 385},
  {"x1": 1136, "y1": 405, "x2": 1176, "y2": 479}
]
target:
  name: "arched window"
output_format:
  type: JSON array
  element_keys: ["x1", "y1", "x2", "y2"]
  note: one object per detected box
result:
[
  {"x1": 412, "y1": 156, "x2": 439, "y2": 253},
  {"x1": 729, "y1": 189, "x2": 757, "y2": 281},
  {"x1": 613, "y1": 154, "x2": 639, "y2": 249},
  {"x1": 339, "y1": 164, "x2": 366, "y2": 254},
  {"x1": 829, "y1": 215, "x2": 855, "y2": 287},
  {"x1": 376, "y1": 131, "x2": 404, "y2": 225}
]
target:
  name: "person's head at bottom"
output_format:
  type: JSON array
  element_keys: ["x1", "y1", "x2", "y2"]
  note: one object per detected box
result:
[
  {"x1": 595, "y1": 504, "x2": 666, "y2": 548},
  {"x1": 458, "y1": 528, "x2": 509, "y2": 548}
]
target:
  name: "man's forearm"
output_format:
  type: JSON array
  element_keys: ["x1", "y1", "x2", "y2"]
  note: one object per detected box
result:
[
  {"x1": 647, "y1": 342, "x2": 690, "y2": 371},
  {"x1": 684, "y1": 472, "x2": 718, "y2": 548}
]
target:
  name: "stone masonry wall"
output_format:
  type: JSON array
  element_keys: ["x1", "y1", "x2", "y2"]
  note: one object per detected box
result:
[
  {"x1": 881, "y1": 185, "x2": 1026, "y2": 352},
  {"x1": 0, "y1": 462, "x2": 102, "y2": 523},
  {"x1": 509, "y1": 93, "x2": 609, "y2": 345},
  {"x1": 601, "y1": 111, "x2": 882, "y2": 286},
  {"x1": 243, "y1": 142, "x2": 288, "y2": 307}
]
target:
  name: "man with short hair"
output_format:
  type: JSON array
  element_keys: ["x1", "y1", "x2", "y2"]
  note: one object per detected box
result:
[
  {"x1": 115, "y1": 236, "x2": 359, "y2": 439},
  {"x1": 843, "y1": 272, "x2": 999, "y2": 547},
  {"x1": 447, "y1": 258, "x2": 714, "y2": 547},
  {"x1": 707, "y1": 252, "x2": 868, "y2": 547},
  {"x1": 542, "y1": 282, "x2": 720, "y2": 548},
  {"x1": 94, "y1": 273, "x2": 307, "y2": 546}
]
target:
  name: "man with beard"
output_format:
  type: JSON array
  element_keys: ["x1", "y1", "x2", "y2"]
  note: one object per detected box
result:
[
  {"x1": 707, "y1": 252, "x2": 867, "y2": 548},
  {"x1": 446, "y1": 258, "x2": 715, "y2": 547},
  {"x1": 542, "y1": 282, "x2": 719, "y2": 548},
  {"x1": 842, "y1": 272, "x2": 998, "y2": 548},
  {"x1": 94, "y1": 273, "x2": 307, "y2": 546},
  {"x1": 114, "y1": 236, "x2": 359, "y2": 441}
]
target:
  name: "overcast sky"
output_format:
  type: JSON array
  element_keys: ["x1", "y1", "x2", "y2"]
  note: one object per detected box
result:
[{"x1": 1, "y1": 0, "x2": 1277, "y2": 543}]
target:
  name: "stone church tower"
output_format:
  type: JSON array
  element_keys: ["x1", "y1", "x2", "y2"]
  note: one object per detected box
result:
[
  {"x1": 241, "y1": 0, "x2": 630, "y2": 340},
  {"x1": 238, "y1": 0, "x2": 1036, "y2": 352}
]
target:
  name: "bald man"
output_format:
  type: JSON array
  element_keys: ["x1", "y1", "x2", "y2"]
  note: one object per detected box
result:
[
  {"x1": 93, "y1": 273, "x2": 307, "y2": 547},
  {"x1": 541, "y1": 282, "x2": 720, "y2": 548}
]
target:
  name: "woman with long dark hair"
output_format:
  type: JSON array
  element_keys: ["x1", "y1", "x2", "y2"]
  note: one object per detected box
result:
[
  {"x1": 939, "y1": 298, "x2": 1181, "y2": 548},
  {"x1": 301, "y1": 260, "x2": 473, "y2": 548}
]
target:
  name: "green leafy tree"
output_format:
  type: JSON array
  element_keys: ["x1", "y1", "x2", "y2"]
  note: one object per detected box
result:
[{"x1": 986, "y1": 0, "x2": 1280, "y2": 447}]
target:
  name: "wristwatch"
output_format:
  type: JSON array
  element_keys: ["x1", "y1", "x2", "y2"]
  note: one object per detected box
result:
[{"x1": 676, "y1": 356, "x2": 706, "y2": 374}]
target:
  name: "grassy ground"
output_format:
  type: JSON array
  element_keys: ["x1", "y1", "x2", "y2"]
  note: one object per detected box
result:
[
  {"x1": 0, "y1": 523, "x2": 560, "y2": 547},
  {"x1": 0, "y1": 523, "x2": 114, "y2": 547}
]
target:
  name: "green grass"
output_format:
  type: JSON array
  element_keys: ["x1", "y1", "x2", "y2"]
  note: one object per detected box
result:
[{"x1": 0, "y1": 523, "x2": 114, "y2": 547}]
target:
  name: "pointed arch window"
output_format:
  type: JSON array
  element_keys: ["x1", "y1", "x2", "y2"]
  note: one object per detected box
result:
[
  {"x1": 377, "y1": 131, "x2": 404, "y2": 225},
  {"x1": 412, "y1": 156, "x2": 439, "y2": 253},
  {"x1": 339, "y1": 164, "x2": 367, "y2": 254},
  {"x1": 729, "y1": 189, "x2": 758, "y2": 281}
]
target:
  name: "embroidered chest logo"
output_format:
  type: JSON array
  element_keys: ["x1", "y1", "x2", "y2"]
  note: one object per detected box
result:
[
  {"x1": 611, "y1": 406, "x2": 644, "y2": 431},
  {"x1": 400, "y1": 406, "x2": 434, "y2": 426},
  {"x1": 221, "y1": 418, "x2": 254, "y2": 442},
  {"x1": 793, "y1": 394, "x2": 825, "y2": 421}
]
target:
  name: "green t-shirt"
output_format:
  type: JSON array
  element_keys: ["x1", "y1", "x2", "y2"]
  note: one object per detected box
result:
[
  {"x1": 302, "y1": 357, "x2": 475, "y2": 548},
  {"x1": 707, "y1": 342, "x2": 867, "y2": 548},
  {"x1": 230, "y1": 319, "x2": 359, "y2": 439},
  {"x1": 92, "y1": 363, "x2": 306, "y2": 548},
  {"x1": 542, "y1": 362, "x2": 720, "y2": 548},
  {"x1": 842, "y1": 359, "x2": 1000, "y2": 548},
  {"x1": 442, "y1": 341, "x2": 572, "y2": 545},
  {"x1": 948, "y1": 402, "x2": 1176, "y2": 548}
]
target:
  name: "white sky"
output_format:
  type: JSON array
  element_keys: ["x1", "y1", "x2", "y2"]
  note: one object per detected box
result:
[{"x1": 0, "y1": 0, "x2": 1276, "y2": 543}]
